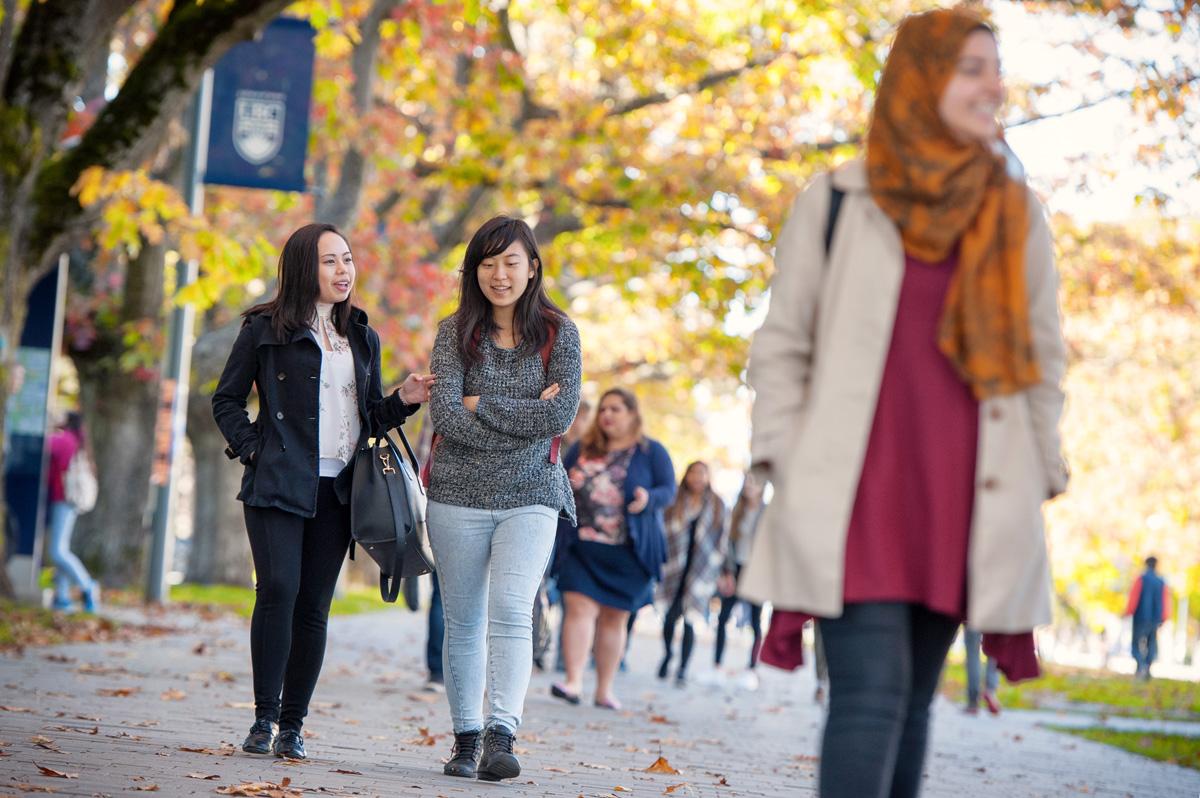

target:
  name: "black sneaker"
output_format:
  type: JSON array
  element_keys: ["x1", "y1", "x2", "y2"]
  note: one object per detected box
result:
[
  {"x1": 273, "y1": 729, "x2": 306, "y2": 760},
  {"x1": 477, "y1": 725, "x2": 520, "y2": 782},
  {"x1": 443, "y1": 729, "x2": 481, "y2": 778},
  {"x1": 241, "y1": 719, "x2": 275, "y2": 755}
]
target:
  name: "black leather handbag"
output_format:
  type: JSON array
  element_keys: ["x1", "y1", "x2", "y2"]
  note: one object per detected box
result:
[{"x1": 350, "y1": 427, "x2": 435, "y2": 603}]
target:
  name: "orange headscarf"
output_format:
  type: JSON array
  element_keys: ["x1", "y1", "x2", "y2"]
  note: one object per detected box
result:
[{"x1": 866, "y1": 8, "x2": 1040, "y2": 399}]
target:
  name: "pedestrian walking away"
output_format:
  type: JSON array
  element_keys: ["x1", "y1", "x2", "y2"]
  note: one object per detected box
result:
[
  {"x1": 1124, "y1": 555, "x2": 1171, "y2": 680},
  {"x1": 424, "y1": 215, "x2": 582, "y2": 782},
  {"x1": 963, "y1": 626, "x2": 1001, "y2": 714},
  {"x1": 552, "y1": 387, "x2": 676, "y2": 711},
  {"x1": 741, "y1": 9, "x2": 1069, "y2": 798},
  {"x1": 711, "y1": 469, "x2": 767, "y2": 691},
  {"x1": 45, "y1": 411, "x2": 100, "y2": 613},
  {"x1": 657, "y1": 461, "x2": 728, "y2": 688},
  {"x1": 212, "y1": 223, "x2": 433, "y2": 760}
]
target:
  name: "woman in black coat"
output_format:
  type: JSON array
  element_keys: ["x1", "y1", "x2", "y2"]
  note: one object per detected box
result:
[{"x1": 212, "y1": 223, "x2": 433, "y2": 759}]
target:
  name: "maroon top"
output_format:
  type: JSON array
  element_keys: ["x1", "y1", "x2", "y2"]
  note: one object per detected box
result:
[
  {"x1": 47, "y1": 429, "x2": 81, "y2": 504},
  {"x1": 842, "y1": 251, "x2": 978, "y2": 616},
  {"x1": 760, "y1": 252, "x2": 1039, "y2": 682}
]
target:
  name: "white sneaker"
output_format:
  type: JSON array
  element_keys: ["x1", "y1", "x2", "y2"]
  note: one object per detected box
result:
[{"x1": 735, "y1": 670, "x2": 760, "y2": 692}]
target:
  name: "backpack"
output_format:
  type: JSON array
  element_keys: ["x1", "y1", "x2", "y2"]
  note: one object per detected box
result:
[{"x1": 64, "y1": 450, "x2": 98, "y2": 513}]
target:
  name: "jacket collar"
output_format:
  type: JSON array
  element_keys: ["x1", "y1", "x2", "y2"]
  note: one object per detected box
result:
[
  {"x1": 253, "y1": 305, "x2": 370, "y2": 346},
  {"x1": 830, "y1": 158, "x2": 869, "y2": 193}
]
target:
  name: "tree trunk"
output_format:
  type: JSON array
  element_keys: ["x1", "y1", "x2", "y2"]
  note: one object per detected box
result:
[
  {"x1": 184, "y1": 318, "x2": 251, "y2": 586},
  {"x1": 71, "y1": 239, "x2": 166, "y2": 588}
]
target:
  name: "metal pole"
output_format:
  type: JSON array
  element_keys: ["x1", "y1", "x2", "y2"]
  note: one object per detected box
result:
[{"x1": 146, "y1": 70, "x2": 213, "y2": 604}]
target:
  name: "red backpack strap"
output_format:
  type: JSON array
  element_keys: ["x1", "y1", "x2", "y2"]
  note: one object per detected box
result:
[{"x1": 540, "y1": 322, "x2": 562, "y2": 464}]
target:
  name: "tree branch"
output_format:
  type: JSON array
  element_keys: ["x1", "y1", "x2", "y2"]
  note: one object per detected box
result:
[
  {"x1": 316, "y1": 0, "x2": 403, "y2": 228},
  {"x1": 606, "y1": 52, "x2": 790, "y2": 118},
  {"x1": 26, "y1": 0, "x2": 292, "y2": 277}
]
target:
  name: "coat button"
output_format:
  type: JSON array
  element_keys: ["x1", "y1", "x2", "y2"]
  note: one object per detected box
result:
[
  {"x1": 989, "y1": 407, "x2": 1003, "y2": 420},
  {"x1": 276, "y1": 411, "x2": 284, "y2": 420},
  {"x1": 982, "y1": 478, "x2": 998, "y2": 490},
  {"x1": 277, "y1": 372, "x2": 286, "y2": 381}
]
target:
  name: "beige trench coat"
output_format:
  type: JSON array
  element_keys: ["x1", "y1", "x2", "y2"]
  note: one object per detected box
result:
[{"x1": 739, "y1": 159, "x2": 1068, "y2": 632}]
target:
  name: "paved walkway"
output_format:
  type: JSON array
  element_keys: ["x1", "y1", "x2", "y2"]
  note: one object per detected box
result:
[{"x1": 1, "y1": 604, "x2": 1198, "y2": 797}]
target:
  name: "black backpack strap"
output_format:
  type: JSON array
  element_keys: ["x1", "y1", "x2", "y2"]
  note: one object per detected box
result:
[{"x1": 824, "y1": 184, "x2": 845, "y2": 259}]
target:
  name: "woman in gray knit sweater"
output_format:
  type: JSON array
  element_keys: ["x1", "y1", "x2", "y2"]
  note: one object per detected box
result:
[{"x1": 426, "y1": 216, "x2": 582, "y2": 782}]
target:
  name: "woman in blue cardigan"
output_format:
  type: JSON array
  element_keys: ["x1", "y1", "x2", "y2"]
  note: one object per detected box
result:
[{"x1": 550, "y1": 388, "x2": 675, "y2": 709}]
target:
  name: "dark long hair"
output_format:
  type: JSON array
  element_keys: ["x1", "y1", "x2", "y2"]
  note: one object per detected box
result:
[
  {"x1": 245, "y1": 223, "x2": 354, "y2": 340},
  {"x1": 454, "y1": 216, "x2": 565, "y2": 366},
  {"x1": 664, "y1": 460, "x2": 724, "y2": 529},
  {"x1": 580, "y1": 387, "x2": 644, "y2": 459}
]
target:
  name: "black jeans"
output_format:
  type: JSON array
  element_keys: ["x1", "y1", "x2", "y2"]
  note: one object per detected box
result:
[
  {"x1": 244, "y1": 478, "x2": 351, "y2": 732},
  {"x1": 714, "y1": 565, "x2": 763, "y2": 669},
  {"x1": 818, "y1": 602, "x2": 958, "y2": 798},
  {"x1": 661, "y1": 595, "x2": 695, "y2": 677}
]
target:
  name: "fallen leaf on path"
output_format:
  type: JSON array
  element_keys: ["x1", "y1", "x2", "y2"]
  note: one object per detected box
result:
[
  {"x1": 160, "y1": 689, "x2": 186, "y2": 701},
  {"x1": 543, "y1": 766, "x2": 570, "y2": 773},
  {"x1": 44, "y1": 655, "x2": 74, "y2": 664},
  {"x1": 31, "y1": 736, "x2": 63, "y2": 752},
  {"x1": 644, "y1": 756, "x2": 681, "y2": 775},
  {"x1": 226, "y1": 701, "x2": 256, "y2": 710},
  {"x1": 649, "y1": 715, "x2": 674, "y2": 725},
  {"x1": 215, "y1": 671, "x2": 236, "y2": 682},
  {"x1": 716, "y1": 776, "x2": 729, "y2": 785},
  {"x1": 34, "y1": 763, "x2": 78, "y2": 779},
  {"x1": 179, "y1": 744, "x2": 235, "y2": 756},
  {"x1": 216, "y1": 776, "x2": 301, "y2": 797},
  {"x1": 581, "y1": 761, "x2": 613, "y2": 770},
  {"x1": 613, "y1": 787, "x2": 632, "y2": 793},
  {"x1": 97, "y1": 687, "x2": 138, "y2": 697},
  {"x1": 73, "y1": 714, "x2": 101, "y2": 722},
  {"x1": 187, "y1": 773, "x2": 220, "y2": 780},
  {"x1": 48, "y1": 725, "x2": 97, "y2": 735},
  {"x1": 409, "y1": 727, "x2": 441, "y2": 746},
  {"x1": 329, "y1": 769, "x2": 362, "y2": 775},
  {"x1": 132, "y1": 720, "x2": 159, "y2": 727},
  {"x1": 133, "y1": 784, "x2": 159, "y2": 791},
  {"x1": 0, "y1": 705, "x2": 34, "y2": 712},
  {"x1": 10, "y1": 784, "x2": 58, "y2": 793},
  {"x1": 665, "y1": 784, "x2": 689, "y2": 794},
  {"x1": 193, "y1": 642, "x2": 208, "y2": 655}
]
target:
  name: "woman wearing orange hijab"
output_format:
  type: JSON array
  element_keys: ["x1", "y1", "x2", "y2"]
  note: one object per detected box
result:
[{"x1": 740, "y1": 9, "x2": 1067, "y2": 797}]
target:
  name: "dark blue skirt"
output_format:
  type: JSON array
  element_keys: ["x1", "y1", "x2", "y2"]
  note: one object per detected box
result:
[{"x1": 557, "y1": 539, "x2": 653, "y2": 612}]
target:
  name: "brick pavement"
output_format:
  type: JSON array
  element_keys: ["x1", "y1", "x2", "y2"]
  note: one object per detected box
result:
[{"x1": 1, "y1": 605, "x2": 1197, "y2": 797}]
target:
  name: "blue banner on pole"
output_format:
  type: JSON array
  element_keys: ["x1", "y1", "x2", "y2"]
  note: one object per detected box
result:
[{"x1": 205, "y1": 17, "x2": 315, "y2": 192}]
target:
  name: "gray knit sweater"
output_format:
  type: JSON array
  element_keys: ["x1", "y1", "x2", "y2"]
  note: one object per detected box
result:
[{"x1": 427, "y1": 315, "x2": 582, "y2": 522}]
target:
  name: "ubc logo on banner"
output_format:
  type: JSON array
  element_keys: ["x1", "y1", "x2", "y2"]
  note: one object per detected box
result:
[
  {"x1": 234, "y1": 90, "x2": 286, "y2": 165},
  {"x1": 206, "y1": 17, "x2": 314, "y2": 192}
]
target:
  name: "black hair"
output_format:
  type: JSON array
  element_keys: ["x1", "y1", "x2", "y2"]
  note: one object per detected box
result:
[
  {"x1": 1145, "y1": 556, "x2": 1158, "y2": 570},
  {"x1": 454, "y1": 215, "x2": 565, "y2": 366},
  {"x1": 245, "y1": 223, "x2": 354, "y2": 340}
]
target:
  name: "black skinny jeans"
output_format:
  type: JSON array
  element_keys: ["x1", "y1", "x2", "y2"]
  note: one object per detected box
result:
[
  {"x1": 714, "y1": 565, "x2": 763, "y2": 669},
  {"x1": 818, "y1": 602, "x2": 959, "y2": 798},
  {"x1": 244, "y1": 478, "x2": 351, "y2": 732}
]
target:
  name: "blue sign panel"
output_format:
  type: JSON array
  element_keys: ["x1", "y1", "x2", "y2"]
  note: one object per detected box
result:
[
  {"x1": 4, "y1": 266, "x2": 62, "y2": 562},
  {"x1": 205, "y1": 17, "x2": 315, "y2": 192}
]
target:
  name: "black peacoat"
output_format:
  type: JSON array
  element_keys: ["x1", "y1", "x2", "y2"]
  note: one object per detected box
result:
[{"x1": 212, "y1": 306, "x2": 418, "y2": 518}]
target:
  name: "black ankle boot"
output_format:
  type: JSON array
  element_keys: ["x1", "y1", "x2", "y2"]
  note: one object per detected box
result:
[
  {"x1": 242, "y1": 719, "x2": 275, "y2": 755},
  {"x1": 657, "y1": 655, "x2": 671, "y2": 680},
  {"x1": 477, "y1": 725, "x2": 520, "y2": 781},
  {"x1": 443, "y1": 729, "x2": 481, "y2": 778},
  {"x1": 273, "y1": 729, "x2": 306, "y2": 760}
]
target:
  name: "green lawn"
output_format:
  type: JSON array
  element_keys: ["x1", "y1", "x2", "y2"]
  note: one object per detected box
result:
[
  {"x1": 0, "y1": 601, "x2": 122, "y2": 650},
  {"x1": 940, "y1": 661, "x2": 1200, "y2": 720},
  {"x1": 168, "y1": 582, "x2": 401, "y2": 617},
  {"x1": 1049, "y1": 726, "x2": 1200, "y2": 771}
]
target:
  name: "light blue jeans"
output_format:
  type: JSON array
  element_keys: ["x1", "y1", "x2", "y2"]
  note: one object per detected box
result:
[
  {"x1": 48, "y1": 501, "x2": 96, "y2": 605},
  {"x1": 426, "y1": 500, "x2": 558, "y2": 734}
]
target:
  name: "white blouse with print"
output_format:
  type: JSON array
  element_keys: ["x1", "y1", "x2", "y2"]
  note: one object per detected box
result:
[{"x1": 312, "y1": 303, "x2": 361, "y2": 477}]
